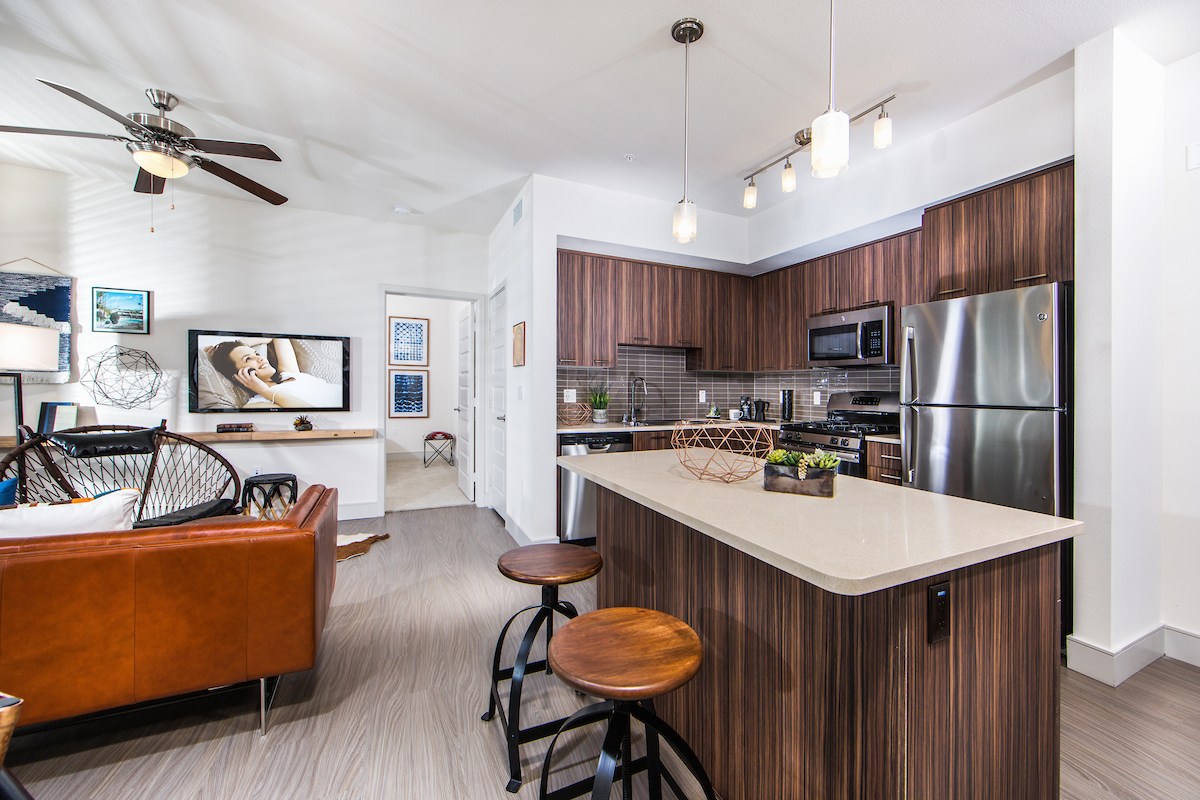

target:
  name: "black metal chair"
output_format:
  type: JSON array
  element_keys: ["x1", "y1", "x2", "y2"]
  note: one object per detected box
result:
[{"x1": 0, "y1": 422, "x2": 241, "y2": 526}]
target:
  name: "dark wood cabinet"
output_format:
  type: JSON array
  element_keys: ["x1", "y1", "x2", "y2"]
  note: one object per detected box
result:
[
  {"x1": 803, "y1": 254, "x2": 847, "y2": 319},
  {"x1": 616, "y1": 260, "x2": 674, "y2": 347},
  {"x1": 865, "y1": 439, "x2": 903, "y2": 484},
  {"x1": 633, "y1": 430, "x2": 673, "y2": 451},
  {"x1": 754, "y1": 266, "x2": 807, "y2": 371},
  {"x1": 588, "y1": 257, "x2": 618, "y2": 367},
  {"x1": 689, "y1": 271, "x2": 753, "y2": 372},
  {"x1": 671, "y1": 267, "x2": 704, "y2": 349},
  {"x1": 987, "y1": 163, "x2": 1074, "y2": 292},
  {"x1": 918, "y1": 193, "x2": 990, "y2": 304},
  {"x1": 557, "y1": 251, "x2": 588, "y2": 367}
]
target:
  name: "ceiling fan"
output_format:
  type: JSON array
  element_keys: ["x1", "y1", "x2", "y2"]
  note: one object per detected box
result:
[{"x1": 0, "y1": 79, "x2": 287, "y2": 205}]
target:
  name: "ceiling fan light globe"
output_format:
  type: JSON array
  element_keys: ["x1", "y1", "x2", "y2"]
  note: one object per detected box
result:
[
  {"x1": 127, "y1": 142, "x2": 191, "y2": 179},
  {"x1": 811, "y1": 109, "x2": 850, "y2": 178}
]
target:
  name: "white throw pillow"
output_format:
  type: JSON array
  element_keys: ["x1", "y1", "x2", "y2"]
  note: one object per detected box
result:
[{"x1": 0, "y1": 489, "x2": 141, "y2": 538}]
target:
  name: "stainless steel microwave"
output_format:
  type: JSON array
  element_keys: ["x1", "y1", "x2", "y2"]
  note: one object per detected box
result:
[{"x1": 806, "y1": 305, "x2": 892, "y2": 367}]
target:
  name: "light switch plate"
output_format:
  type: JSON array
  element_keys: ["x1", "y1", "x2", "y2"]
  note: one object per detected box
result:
[
  {"x1": 517, "y1": 385, "x2": 524, "y2": 401},
  {"x1": 699, "y1": 390, "x2": 707, "y2": 403},
  {"x1": 1189, "y1": 143, "x2": 1200, "y2": 171},
  {"x1": 564, "y1": 389, "x2": 577, "y2": 403},
  {"x1": 813, "y1": 390, "x2": 822, "y2": 405}
]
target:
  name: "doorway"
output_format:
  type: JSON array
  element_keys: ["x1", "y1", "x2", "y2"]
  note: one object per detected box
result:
[{"x1": 382, "y1": 290, "x2": 480, "y2": 512}]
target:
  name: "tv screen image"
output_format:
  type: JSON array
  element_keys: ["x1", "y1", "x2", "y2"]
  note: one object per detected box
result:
[{"x1": 189, "y1": 330, "x2": 350, "y2": 413}]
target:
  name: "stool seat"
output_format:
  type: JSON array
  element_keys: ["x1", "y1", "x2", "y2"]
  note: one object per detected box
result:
[
  {"x1": 548, "y1": 607, "x2": 702, "y2": 701},
  {"x1": 497, "y1": 543, "x2": 602, "y2": 586}
]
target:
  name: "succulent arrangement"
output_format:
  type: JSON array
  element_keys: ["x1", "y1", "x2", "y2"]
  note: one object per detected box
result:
[
  {"x1": 293, "y1": 414, "x2": 313, "y2": 431},
  {"x1": 765, "y1": 448, "x2": 840, "y2": 476},
  {"x1": 587, "y1": 381, "x2": 611, "y2": 410}
]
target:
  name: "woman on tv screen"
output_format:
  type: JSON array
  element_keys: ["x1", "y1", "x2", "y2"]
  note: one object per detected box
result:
[{"x1": 208, "y1": 337, "x2": 342, "y2": 409}]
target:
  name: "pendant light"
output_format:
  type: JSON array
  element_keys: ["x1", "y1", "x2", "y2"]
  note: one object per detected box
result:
[
  {"x1": 874, "y1": 104, "x2": 892, "y2": 149},
  {"x1": 811, "y1": 0, "x2": 849, "y2": 178},
  {"x1": 743, "y1": 176, "x2": 757, "y2": 209},
  {"x1": 781, "y1": 159, "x2": 797, "y2": 192},
  {"x1": 672, "y1": 18, "x2": 703, "y2": 244}
]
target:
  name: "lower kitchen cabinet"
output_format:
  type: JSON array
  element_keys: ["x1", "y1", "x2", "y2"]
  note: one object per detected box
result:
[
  {"x1": 866, "y1": 440, "x2": 903, "y2": 484},
  {"x1": 633, "y1": 430, "x2": 673, "y2": 451}
]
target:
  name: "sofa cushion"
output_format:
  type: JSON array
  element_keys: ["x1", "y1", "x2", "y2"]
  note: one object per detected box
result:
[
  {"x1": 0, "y1": 489, "x2": 141, "y2": 538},
  {"x1": 0, "y1": 477, "x2": 16, "y2": 506}
]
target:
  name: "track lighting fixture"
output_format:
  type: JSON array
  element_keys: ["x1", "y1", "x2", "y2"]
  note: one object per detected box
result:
[
  {"x1": 811, "y1": 0, "x2": 849, "y2": 178},
  {"x1": 743, "y1": 176, "x2": 757, "y2": 209},
  {"x1": 781, "y1": 160, "x2": 796, "y2": 193},
  {"x1": 874, "y1": 105, "x2": 892, "y2": 149}
]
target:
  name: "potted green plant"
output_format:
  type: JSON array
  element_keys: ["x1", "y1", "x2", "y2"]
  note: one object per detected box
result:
[
  {"x1": 293, "y1": 414, "x2": 313, "y2": 432},
  {"x1": 587, "y1": 381, "x2": 611, "y2": 424},
  {"x1": 763, "y1": 448, "x2": 840, "y2": 497}
]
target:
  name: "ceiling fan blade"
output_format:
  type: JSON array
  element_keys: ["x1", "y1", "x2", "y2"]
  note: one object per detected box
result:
[
  {"x1": 133, "y1": 169, "x2": 165, "y2": 195},
  {"x1": 0, "y1": 124, "x2": 129, "y2": 141},
  {"x1": 195, "y1": 157, "x2": 287, "y2": 205},
  {"x1": 182, "y1": 138, "x2": 281, "y2": 161},
  {"x1": 36, "y1": 79, "x2": 155, "y2": 137}
]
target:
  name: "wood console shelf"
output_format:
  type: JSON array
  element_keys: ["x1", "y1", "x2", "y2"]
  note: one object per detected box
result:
[{"x1": 188, "y1": 429, "x2": 376, "y2": 443}]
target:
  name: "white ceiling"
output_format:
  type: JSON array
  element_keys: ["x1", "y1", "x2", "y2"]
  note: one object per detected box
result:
[{"x1": 0, "y1": 0, "x2": 1197, "y2": 235}]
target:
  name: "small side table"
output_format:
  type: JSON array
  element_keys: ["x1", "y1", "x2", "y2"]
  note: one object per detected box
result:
[
  {"x1": 242, "y1": 473, "x2": 298, "y2": 520},
  {"x1": 423, "y1": 432, "x2": 455, "y2": 468}
]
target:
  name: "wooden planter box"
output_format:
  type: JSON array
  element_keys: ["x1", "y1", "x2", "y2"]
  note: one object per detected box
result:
[{"x1": 763, "y1": 464, "x2": 836, "y2": 497}]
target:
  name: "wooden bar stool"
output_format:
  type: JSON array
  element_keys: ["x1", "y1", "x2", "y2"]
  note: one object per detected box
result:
[
  {"x1": 538, "y1": 607, "x2": 717, "y2": 800},
  {"x1": 483, "y1": 543, "x2": 603, "y2": 793}
]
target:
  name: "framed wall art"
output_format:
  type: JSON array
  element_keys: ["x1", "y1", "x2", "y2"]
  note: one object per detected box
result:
[
  {"x1": 388, "y1": 369, "x2": 429, "y2": 418},
  {"x1": 92, "y1": 287, "x2": 150, "y2": 335},
  {"x1": 513, "y1": 321, "x2": 525, "y2": 367},
  {"x1": 389, "y1": 316, "x2": 429, "y2": 366}
]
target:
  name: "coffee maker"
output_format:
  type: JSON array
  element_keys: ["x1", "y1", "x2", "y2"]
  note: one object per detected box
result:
[{"x1": 753, "y1": 400, "x2": 770, "y2": 422}]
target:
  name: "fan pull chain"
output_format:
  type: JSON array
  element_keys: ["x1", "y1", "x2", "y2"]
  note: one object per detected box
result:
[
  {"x1": 170, "y1": 179, "x2": 175, "y2": 211},
  {"x1": 150, "y1": 193, "x2": 154, "y2": 233}
]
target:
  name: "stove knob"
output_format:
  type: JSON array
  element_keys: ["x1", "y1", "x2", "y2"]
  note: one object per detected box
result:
[
  {"x1": 829, "y1": 437, "x2": 838, "y2": 445},
  {"x1": 842, "y1": 438, "x2": 850, "y2": 447}
]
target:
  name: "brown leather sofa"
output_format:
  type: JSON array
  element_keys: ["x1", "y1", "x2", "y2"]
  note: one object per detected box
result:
[{"x1": 0, "y1": 485, "x2": 338, "y2": 727}]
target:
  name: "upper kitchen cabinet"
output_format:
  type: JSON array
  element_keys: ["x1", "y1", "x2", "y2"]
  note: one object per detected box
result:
[
  {"x1": 803, "y1": 254, "x2": 849, "y2": 319},
  {"x1": 670, "y1": 266, "x2": 704, "y2": 349},
  {"x1": 688, "y1": 270, "x2": 753, "y2": 372},
  {"x1": 916, "y1": 193, "x2": 990, "y2": 304},
  {"x1": 616, "y1": 260, "x2": 673, "y2": 347},
  {"x1": 754, "y1": 266, "x2": 806, "y2": 371},
  {"x1": 987, "y1": 162, "x2": 1074, "y2": 292},
  {"x1": 556, "y1": 251, "x2": 617, "y2": 368},
  {"x1": 587, "y1": 257, "x2": 618, "y2": 367},
  {"x1": 848, "y1": 235, "x2": 908, "y2": 310}
]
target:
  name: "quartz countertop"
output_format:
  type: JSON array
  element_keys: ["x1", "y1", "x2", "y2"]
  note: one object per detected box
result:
[
  {"x1": 864, "y1": 434, "x2": 900, "y2": 444},
  {"x1": 557, "y1": 420, "x2": 779, "y2": 435},
  {"x1": 556, "y1": 449, "x2": 1081, "y2": 596}
]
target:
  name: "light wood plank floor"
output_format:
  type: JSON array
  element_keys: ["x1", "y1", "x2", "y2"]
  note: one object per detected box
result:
[{"x1": 7, "y1": 506, "x2": 1200, "y2": 799}]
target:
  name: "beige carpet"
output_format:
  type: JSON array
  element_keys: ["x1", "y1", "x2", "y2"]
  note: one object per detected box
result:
[{"x1": 385, "y1": 457, "x2": 473, "y2": 511}]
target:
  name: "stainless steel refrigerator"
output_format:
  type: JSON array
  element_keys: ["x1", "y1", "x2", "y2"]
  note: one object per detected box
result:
[{"x1": 900, "y1": 282, "x2": 1072, "y2": 517}]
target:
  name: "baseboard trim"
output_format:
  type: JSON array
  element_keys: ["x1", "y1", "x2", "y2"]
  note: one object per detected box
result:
[
  {"x1": 1164, "y1": 625, "x2": 1200, "y2": 669},
  {"x1": 338, "y1": 500, "x2": 385, "y2": 520},
  {"x1": 1067, "y1": 627, "x2": 1165, "y2": 686}
]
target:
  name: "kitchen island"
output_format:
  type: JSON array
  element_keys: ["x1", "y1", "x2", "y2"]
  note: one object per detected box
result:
[{"x1": 557, "y1": 449, "x2": 1082, "y2": 800}]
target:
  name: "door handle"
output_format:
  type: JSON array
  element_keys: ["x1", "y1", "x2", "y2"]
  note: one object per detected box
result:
[
  {"x1": 453, "y1": 407, "x2": 461, "y2": 412},
  {"x1": 496, "y1": 416, "x2": 506, "y2": 422},
  {"x1": 901, "y1": 406, "x2": 916, "y2": 484},
  {"x1": 900, "y1": 326, "x2": 917, "y2": 404},
  {"x1": 856, "y1": 322, "x2": 865, "y2": 360}
]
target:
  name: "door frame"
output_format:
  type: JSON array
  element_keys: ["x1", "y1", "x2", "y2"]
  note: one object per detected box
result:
[{"x1": 378, "y1": 284, "x2": 488, "y2": 509}]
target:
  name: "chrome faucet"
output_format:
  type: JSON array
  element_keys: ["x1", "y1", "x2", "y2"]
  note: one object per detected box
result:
[{"x1": 625, "y1": 376, "x2": 649, "y2": 424}]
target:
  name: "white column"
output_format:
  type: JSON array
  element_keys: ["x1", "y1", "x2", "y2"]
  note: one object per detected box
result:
[{"x1": 1070, "y1": 29, "x2": 1166, "y2": 685}]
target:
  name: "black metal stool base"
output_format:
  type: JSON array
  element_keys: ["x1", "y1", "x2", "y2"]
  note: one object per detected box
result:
[
  {"x1": 538, "y1": 698, "x2": 717, "y2": 800},
  {"x1": 482, "y1": 584, "x2": 582, "y2": 793}
]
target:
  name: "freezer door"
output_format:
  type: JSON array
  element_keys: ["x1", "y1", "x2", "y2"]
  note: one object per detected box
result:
[
  {"x1": 902, "y1": 406, "x2": 1061, "y2": 515},
  {"x1": 900, "y1": 283, "x2": 1059, "y2": 408}
]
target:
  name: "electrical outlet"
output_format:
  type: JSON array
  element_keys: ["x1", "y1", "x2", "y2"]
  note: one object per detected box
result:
[
  {"x1": 564, "y1": 389, "x2": 577, "y2": 404},
  {"x1": 389, "y1": 423, "x2": 398, "y2": 435},
  {"x1": 699, "y1": 390, "x2": 706, "y2": 403},
  {"x1": 813, "y1": 391, "x2": 822, "y2": 405},
  {"x1": 1189, "y1": 142, "x2": 1200, "y2": 171}
]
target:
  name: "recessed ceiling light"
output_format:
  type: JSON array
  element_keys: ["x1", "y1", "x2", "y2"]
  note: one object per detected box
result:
[
  {"x1": 392, "y1": 205, "x2": 411, "y2": 215},
  {"x1": 625, "y1": 154, "x2": 635, "y2": 162}
]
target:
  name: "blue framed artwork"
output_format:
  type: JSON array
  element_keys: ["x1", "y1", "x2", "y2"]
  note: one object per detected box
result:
[
  {"x1": 388, "y1": 369, "x2": 428, "y2": 418},
  {"x1": 389, "y1": 316, "x2": 428, "y2": 366},
  {"x1": 92, "y1": 287, "x2": 150, "y2": 334}
]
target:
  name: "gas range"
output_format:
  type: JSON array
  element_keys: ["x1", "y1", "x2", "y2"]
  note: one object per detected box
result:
[{"x1": 778, "y1": 391, "x2": 900, "y2": 468}]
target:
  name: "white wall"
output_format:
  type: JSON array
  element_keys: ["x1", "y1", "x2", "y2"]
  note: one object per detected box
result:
[
  {"x1": 748, "y1": 69, "x2": 1076, "y2": 270},
  {"x1": 1161, "y1": 50, "x2": 1200, "y2": 666},
  {"x1": 0, "y1": 162, "x2": 488, "y2": 519},
  {"x1": 1068, "y1": 30, "x2": 1167, "y2": 685},
  {"x1": 383, "y1": 294, "x2": 468, "y2": 457}
]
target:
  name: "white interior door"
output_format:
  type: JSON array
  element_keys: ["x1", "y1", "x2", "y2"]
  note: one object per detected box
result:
[
  {"x1": 488, "y1": 287, "x2": 507, "y2": 520},
  {"x1": 456, "y1": 304, "x2": 475, "y2": 501}
]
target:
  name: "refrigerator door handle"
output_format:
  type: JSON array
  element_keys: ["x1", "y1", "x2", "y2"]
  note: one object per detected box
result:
[
  {"x1": 902, "y1": 405, "x2": 917, "y2": 484},
  {"x1": 900, "y1": 326, "x2": 917, "y2": 404}
]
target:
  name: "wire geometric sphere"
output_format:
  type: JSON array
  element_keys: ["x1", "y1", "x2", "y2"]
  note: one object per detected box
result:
[
  {"x1": 671, "y1": 421, "x2": 774, "y2": 483},
  {"x1": 80, "y1": 345, "x2": 165, "y2": 410}
]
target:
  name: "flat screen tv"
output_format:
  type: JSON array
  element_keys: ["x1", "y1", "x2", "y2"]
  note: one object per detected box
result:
[{"x1": 188, "y1": 329, "x2": 350, "y2": 413}]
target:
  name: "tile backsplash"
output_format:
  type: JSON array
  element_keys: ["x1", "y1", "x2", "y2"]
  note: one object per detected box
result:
[{"x1": 557, "y1": 346, "x2": 899, "y2": 423}]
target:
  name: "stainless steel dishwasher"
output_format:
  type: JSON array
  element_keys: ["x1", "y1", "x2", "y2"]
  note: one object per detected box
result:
[{"x1": 559, "y1": 431, "x2": 634, "y2": 542}]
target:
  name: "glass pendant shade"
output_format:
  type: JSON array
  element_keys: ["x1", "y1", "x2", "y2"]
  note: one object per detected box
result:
[
  {"x1": 781, "y1": 161, "x2": 797, "y2": 193},
  {"x1": 874, "y1": 113, "x2": 892, "y2": 149},
  {"x1": 743, "y1": 180, "x2": 757, "y2": 209},
  {"x1": 673, "y1": 200, "x2": 697, "y2": 244},
  {"x1": 811, "y1": 108, "x2": 850, "y2": 178}
]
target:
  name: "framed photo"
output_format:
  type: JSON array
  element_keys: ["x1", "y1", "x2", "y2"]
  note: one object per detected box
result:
[
  {"x1": 389, "y1": 316, "x2": 429, "y2": 366},
  {"x1": 92, "y1": 287, "x2": 150, "y2": 334},
  {"x1": 388, "y1": 369, "x2": 429, "y2": 418},
  {"x1": 513, "y1": 321, "x2": 526, "y2": 367}
]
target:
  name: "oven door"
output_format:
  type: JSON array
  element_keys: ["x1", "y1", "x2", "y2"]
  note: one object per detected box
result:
[
  {"x1": 807, "y1": 305, "x2": 892, "y2": 367},
  {"x1": 781, "y1": 442, "x2": 863, "y2": 478}
]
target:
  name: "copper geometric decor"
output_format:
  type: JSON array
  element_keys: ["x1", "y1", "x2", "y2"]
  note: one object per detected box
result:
[
  {"x1": 557, "y1": 402, "x2": 590, "y2": 426},
  {"x1": 671, "y1": 421, "x2": 773, "y2": 483}
]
